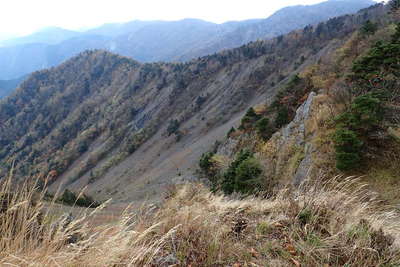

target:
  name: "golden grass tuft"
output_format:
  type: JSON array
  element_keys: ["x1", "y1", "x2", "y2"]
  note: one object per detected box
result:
[
  {"x1": 148, "y1": 177, "x2": 400, "y2": 266},
  {"x1": 0, "y1": 173, "x2": 399, "y2": 266}
]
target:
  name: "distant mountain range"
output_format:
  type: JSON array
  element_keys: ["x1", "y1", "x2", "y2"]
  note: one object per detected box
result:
[
  {"x1": 0, "y1": 27, "x2": 80, "y2": 47},
  {"x1": 0, "y1": 76, "x2": 26, "y2": 99},
  {"x1": 0, "y1": 0, "x2": 375, "y2": 82}
]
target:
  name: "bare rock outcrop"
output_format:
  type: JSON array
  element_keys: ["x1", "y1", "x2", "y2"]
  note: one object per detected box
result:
[{"x1": 261, "y1": 92, "x2": 317, "y2": 185}]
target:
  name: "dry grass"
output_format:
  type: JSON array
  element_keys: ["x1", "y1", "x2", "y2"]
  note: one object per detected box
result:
[
  {"x1": 0, "y1": 173, "x2": 399, "y2": 266},
  {"x1": 0, "y1": 173, "x2": 178, "y2": 266},
  {"x1": 363, "y1": 167, "x2": 400, "y2": 206},
  {"x1": 148, "y1": 178, "x2": 400, "y2": 266}
]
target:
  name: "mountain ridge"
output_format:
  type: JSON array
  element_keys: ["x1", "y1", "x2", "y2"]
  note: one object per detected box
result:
[
  {"x1": 0, "y1": 3, "x2": 387, "y2": 201},
  {"x1": 0, "y1": 27, "x2": 80, "y2": 47},
  {"x1": 0, "y1": 0, "x2": 375, "y2": 81}
]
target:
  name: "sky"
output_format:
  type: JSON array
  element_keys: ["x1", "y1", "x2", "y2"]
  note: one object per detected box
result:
[{"x1": 0, "y1": 0, "x2": 382, "y2": 38}]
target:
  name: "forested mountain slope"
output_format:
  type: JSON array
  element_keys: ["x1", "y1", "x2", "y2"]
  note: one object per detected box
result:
[{"x1": 0, "y1": 3, "x2": 387, "y2": 201}]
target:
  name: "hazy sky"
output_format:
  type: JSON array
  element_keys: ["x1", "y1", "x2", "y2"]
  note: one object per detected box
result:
[{"x1": 0, "y1": 0, "x2": 381, "y2": 37}]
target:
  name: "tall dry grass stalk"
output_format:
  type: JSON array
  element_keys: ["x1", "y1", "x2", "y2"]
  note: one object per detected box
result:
[
  {"x1": 0, "y1": 172, "x2": 399, "y2": 266},
  {"x1": 0, "y1": 172, "x2": 178, "y2": 266}
]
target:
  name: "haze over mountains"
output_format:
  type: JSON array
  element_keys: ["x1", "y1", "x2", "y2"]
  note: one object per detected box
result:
[
  {"x1": 0, "y1": 27, "x2": 81, "y2": 47},
  {"x1": 0, "y1": 0, "x2": 374, "y2": 83}
]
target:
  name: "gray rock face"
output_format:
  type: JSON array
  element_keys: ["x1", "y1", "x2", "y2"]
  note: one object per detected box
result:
[
  {"x1": 284, "y1": 92, "x2": 316, "y2": 185},
  {"x1": 217, "y1": 137, "x2": 240, "y2": 158},
  {"x1": 282, "y1": 92, "x2": 316, "y2": 144},
  {"x1": 293, "y1": 143, "x2": 314, "y2": 186},
  {"x1": 259, "y1": 92, "x2": 317, "y2": 186},
  {"x1": 212, "y1": 92, "x2": 318, "y2": 186}
]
